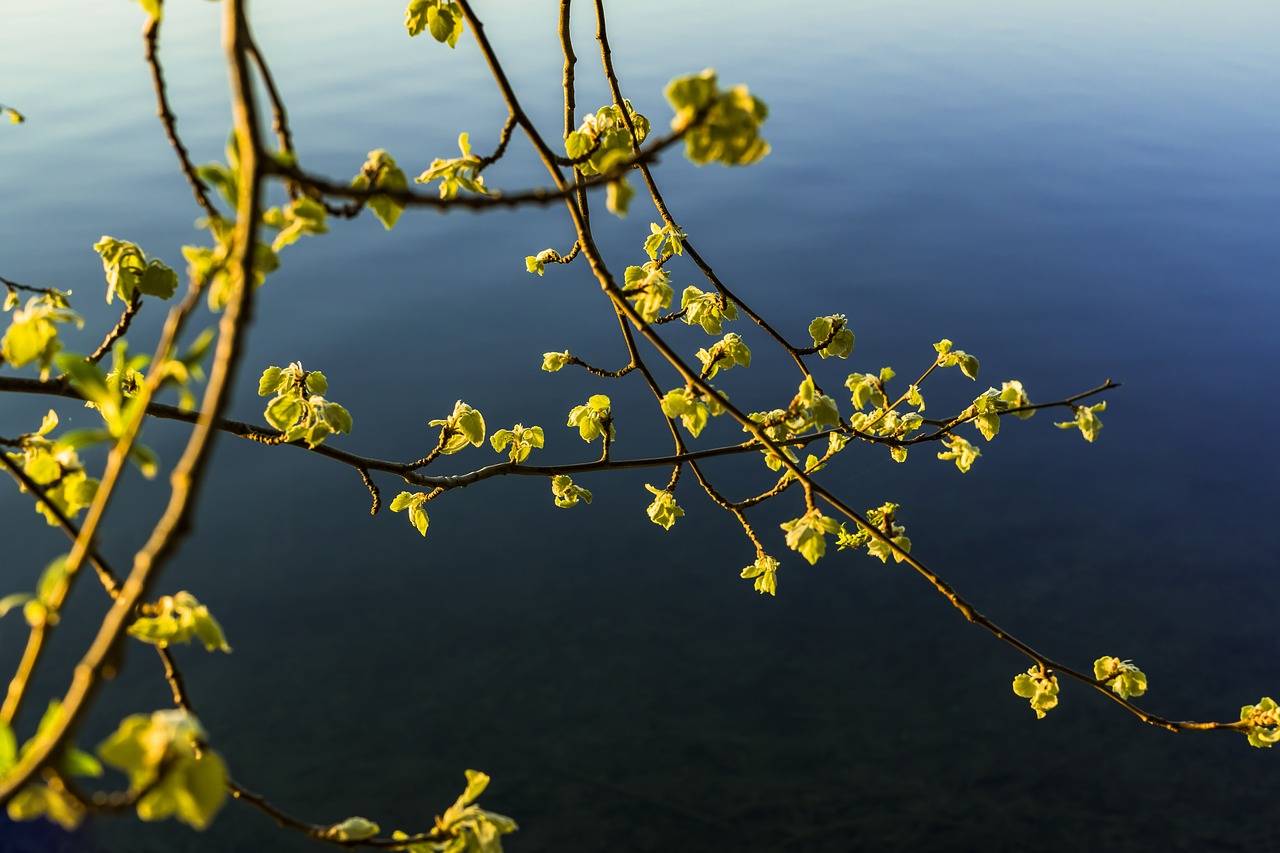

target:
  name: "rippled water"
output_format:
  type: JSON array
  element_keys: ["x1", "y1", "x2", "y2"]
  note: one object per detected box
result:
[{"x1": 2, "y1": 2, "x2": 1279, "y2": 851}]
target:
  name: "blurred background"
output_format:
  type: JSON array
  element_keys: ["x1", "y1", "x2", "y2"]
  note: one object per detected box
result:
[{"x1": 1, "y1": 1, "x2": 1278, "y2": 850}]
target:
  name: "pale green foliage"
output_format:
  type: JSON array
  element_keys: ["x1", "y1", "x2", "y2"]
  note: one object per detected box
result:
[
  {"x1": 490, "y1": 424, "x2": 544, "y2": 463},
  {"x1": 550, "y1": 474, "x2": 591, "y2": 508},
  {"x1": 352, "y1": 149, "x2": 409, "y2": 230},
  {"x1": 607, "y1": 178, "x2": 635, "y2": 217},
  {"x1": 566, "y1": 102, "x2": 650, "y2": 217},
  {"x1": 189, "y1": 139, "x2": 283, "y2": 309},
  {"x1": 790, "y1": 375, "x2": 840, "y2": 433},
  {"x1": 740, "y1": 554, "x2": 780, "y2": 596},
  {"x1": 258, "y1": 363, "x2": 353, "y2": 448},
  {"x1": 808, "y1": 315, "x2": 855, "y2": 359},
  {"x1": 566, "y1": 394, "x2": 613, "y2": 443},
  {"x1": 744, "y1": 409, "x2": 798, "y2": 472},
  {"x1": 390, "y1": 491, "x2": 430, "y2": 535},
  {"x1": 98, "y1": 710, "x2": 229, "y2": 830},
  {"x1": 405, "y1": 0, "x2": 464, "y2": 46},
  {"x1": 1092, "y1": 657, "x2": 1147, "y2": 699},
  {"x1": 999, "y1": 380, "x2": 1034, "y2": 419},
  {"x1": 391, "y1": 770, "x2": 517, "y2": 853},
  {"x1": 1056, "y1": 401, "x2": 1105, "y2": 443},
  {"x1": 58, "y1": 342, "x2": 196, "y2": 475},
  {"x1": 128, "y1": 591, "x2": 232, "y2": 653},
  {"x1": 660, "y1": 386, "x2": 724, "y2": 438},
  {"x1": 664, "y1": 70, "x2": 769, "y2": 166},
  {"x1": 1240, "y1": 697, "x2": 1280, "y2": 748},
  {"x1": 681, "y1": 286, "x2": 738, "y2": 334},
  {"x1": 326, "y1": 817, "x2": 382, "y2": 842},
  {"x1": 4, "y1": 411, "x2": 101, "y2": 526},
  {"x1": 195, "y1": 139, "x2": 241, "y2": 209},
  {"x1": 61, "y1": 351, "x2": 136, "y2": 439},
  {"x1": 525, "y1": 248, "x2": 560, "y2": 276},
  {"x1": 845, "y1": 368, "x2": 891, "y2": 412},
  {"x1": 623, "y1": 262, "x2": 673, "y2": 323},
  {"x1": 262, "y1": 195, "x2": 329, "y2": 252},
  {"x1": 907, "y1": 384, "x2": 925, "y2": 410},
  {"x1": 415, "y1": 133, "x2": 489, "y2": 199},
  {"x1": 781, "y1": 509, "x2": 840, "y2": 565},
  {"x1": 643, "y1": 485, "x2": 684, "y2": 530},
  {"x1": 430, "y1": 400, "x2": 487, "y2": 454},
  {"x1": 93, "y1": 236, "x2": 179, "y2": 304},
  {"x1": 20, "y1": 555, "x2": 71, "y2": 628},
  {"x1": 1012, "y1": 668, "x2": 1060, "y2": 719},
  {"x1": 6, "y1": 772, "x2": 86, "y2": 830},
  {"x1": 970, "y1": 389, "x2": 1004, "y2": 441},
  {"x1": 644, "y1": 222, "x2": 686, "y2": 261},
  {"x1": 1, "y1": 292, "x2": 82, "y2": 377},
  {"x1": 3, "y1": 701, "x2": 102, "y2": 830},
  {"x1": 566, "y1": 103, "x2": 650, "y2": 177},
  {"x1": 99, "y1": 344, "x2": 149, "y2": 411},
  {"x1": 847, "y1": 409, "x2": 923, "y2": 447},
  {"x1": 183, "y1": 220, "x2": 280, "y2": 312},
  {"x1": 969, "y1": 382, "x2": 1036, "y2": 440},
  {"x1": 695, "y1": 332, "x2": 751, "y2": 379},
  {"x1": 159, "y1": 328, "x2": 215, "y2": 412},
  {"x1": 541, "y1": 351, "x2": 571, "y2": 372},
  {"x1": 937, "y1": 434, "x2": 980, "y2": 473},
  {"x1": 933, "y1": 338, "x2": 980, "y2": 380},
  {"x1": 836, "y1": 503, "x2": 911, "y2": 563}
]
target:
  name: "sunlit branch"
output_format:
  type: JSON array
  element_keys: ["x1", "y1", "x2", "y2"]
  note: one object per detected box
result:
[
  {"x1": 87, "y1": 294, "x2": 143, "y2": 364},
  {"x1": 589, "y1": 0, "x2": 814, "y2": 380},
  {"x1": 266, "y1": 122, "x2": 692, "y2": 212},
  {"x1": 0, "y1": 0, "x2": 266, "y2": 808}
]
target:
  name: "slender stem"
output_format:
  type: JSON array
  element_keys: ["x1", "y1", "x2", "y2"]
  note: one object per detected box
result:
[
  {"x1": 0, "y1": 0, "x2": 266, "y2": 806},
  {"x1": 559, "y1": 0, "x2": 577, "y2": 139},
  {"x1": 144, "y1": 7, "x2": 218, "y2": 219}
]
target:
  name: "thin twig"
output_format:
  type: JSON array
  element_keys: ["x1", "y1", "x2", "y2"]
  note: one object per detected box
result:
[{"x1": 143, "y1": 8, "x2": 218, "y2": 219}]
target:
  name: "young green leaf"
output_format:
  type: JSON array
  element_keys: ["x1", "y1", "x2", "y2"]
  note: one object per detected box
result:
[
  {"x1": 490, "y1": 424, "x2": 544, "y2": 463},
  {"x1": 780, "y1": 510, "x2": 840, "y2": 565},
  {"x1": 352, "y1": 150, "x2": 408, "y2": 230},
  {"x1": 644, "y1": 222, "x2": 686, "y2": 260},
  {"x1": 696, "y1": 333, "x2": 751, "y2": 379},
  {"x1": 415, "y1": 132, "x2": 489, "y2": 199},
  {"x1": 1055, "y1": 401, "x2": 1105, "y2": 442},
  {"x1": 681, "y1": 286, "x2": 738, "y2": 334},
  {"x1": 740, "y1": 554, "x2": 780, "y2": 596},
  {"x1": 1092, "y1": 656, "x2": 1148, "y2": 699},
  {"x1": 128, "y1": 591, "x2": 232, "y2": 653},
  {"x1": 541, "y1": 351, "x2": 571, "y2": 372},
  {"x1": 98, "y1": 710, "x2": 229, "y2": 830},
  {"x1": 429, "y1": 400, "x2": 486, "y2": 454},
  {"x1": 623, "y1": 263, "x2": 674, "y2": 323},
  {"x1": 665, "y1": 70, "x2": 770, "y2": 166},
  {"x1": 566, "y1": 395, "x2": 613, "y2": 443},
  {"x1": 937, "y1": 434, "x2": 980, "y2": 473},
  {"x1": 390, "y1": 492, "x2": 431, "y2": 535},
  {"x1": 1012, "y1": 668, "x2": 1060, "y2": 719},
  {"x1": 325, "y1": 817, "x2": 382, "y2": 842},
  {"x1": 643, "y1": 485, "x2": 684, "y2": 530},
  {"x1": 1240, "y1": 697, "x2": 1280, "y2": 748},
  {"x1": 551, "y1": 475, "x2": 592, "y2": 508},
  {"x1": 808, "y1": 315, "x2": 855, "y2": 359}
]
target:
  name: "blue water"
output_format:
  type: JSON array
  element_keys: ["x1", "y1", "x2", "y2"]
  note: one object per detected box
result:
[{"x1": 2, "y1": 1, "x2": 1279, "y2": 851}]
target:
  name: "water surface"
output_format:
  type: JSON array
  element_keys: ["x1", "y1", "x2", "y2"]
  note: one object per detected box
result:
[{"x1": 1, "y1": 2, "x2": 1278, "y2": 851}]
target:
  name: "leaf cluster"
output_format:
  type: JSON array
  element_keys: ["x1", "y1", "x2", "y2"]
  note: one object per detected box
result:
[{"x1": 258, "y1": 362, "x2": 353, "y2": 448}]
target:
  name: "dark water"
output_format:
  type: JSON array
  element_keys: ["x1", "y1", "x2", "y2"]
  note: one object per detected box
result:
[{"x1": 2, "y1": 1, "x2": 1279, "y2": 851}]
